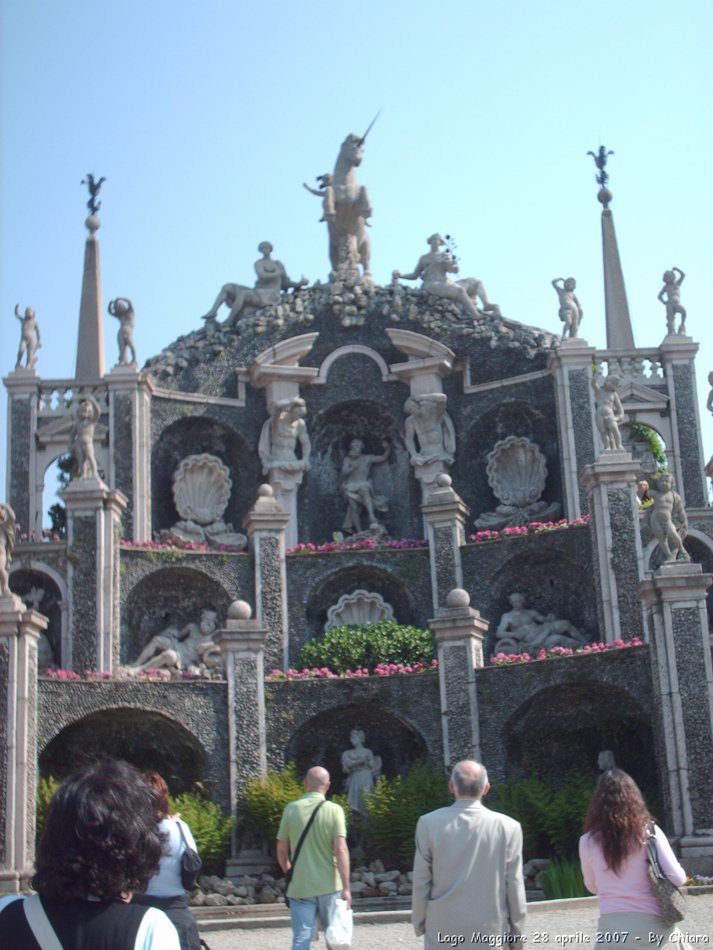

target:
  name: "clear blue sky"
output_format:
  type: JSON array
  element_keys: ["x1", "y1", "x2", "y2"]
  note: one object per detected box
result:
[{"x1": 1, "y1": 0, "x2": 711, "y2": 506}]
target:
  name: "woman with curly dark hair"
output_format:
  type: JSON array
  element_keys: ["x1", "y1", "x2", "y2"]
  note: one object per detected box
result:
[
  {"x1": 132, "y1": 771, "x2": 202, "y2": 950},
  {"x1": 0, "y1": 760, "x2": 179, "y2": 949},
  {"x1": 579, "y1": 769, "x2": 686, "y2": 947}
]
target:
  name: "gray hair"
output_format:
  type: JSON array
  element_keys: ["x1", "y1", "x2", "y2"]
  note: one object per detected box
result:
[{"x1": 450, "y1": 760, "x2": 488, "y2": 799}]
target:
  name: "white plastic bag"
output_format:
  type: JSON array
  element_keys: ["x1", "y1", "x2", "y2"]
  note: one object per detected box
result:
[{"x1": 325, "y1": 898, "x2": 353, "y2": 950}]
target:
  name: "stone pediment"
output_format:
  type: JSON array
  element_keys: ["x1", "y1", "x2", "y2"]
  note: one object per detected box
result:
[{"x1": 618, "y1": 380, "x2": 669, "y2": 412}]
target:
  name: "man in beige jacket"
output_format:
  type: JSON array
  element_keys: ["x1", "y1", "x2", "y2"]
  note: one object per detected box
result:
[{"x1": 412, "y1": 760, "x2": 527, "y2": 947}]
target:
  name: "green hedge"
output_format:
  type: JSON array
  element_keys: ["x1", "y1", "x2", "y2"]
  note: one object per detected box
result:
[{"x1": 298, "y1": 620, "x2": 435, "y2": 673}]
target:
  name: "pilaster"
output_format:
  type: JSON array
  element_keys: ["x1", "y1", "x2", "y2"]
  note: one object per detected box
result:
[
  {"x1": 243, "y1": 485, "x2": 290, "y2": 671},
  {"x1": 659, "y1": 336, "x2": 707, "y2": 508},
  {"x1": 638, "y1": 564, "x2": 713, "y2": 873},
  {"x1": 429, "y1": 589, "x2": 488, "y2": 769},
  {"x1": 62, "y1": 478, "x2": 127, "y2": 672},
  {"x1": 421, "y1": 475, "x2": 469, "y2": 612},
  {"x1": 0, "y1": 596, "x2": 47, "y2": 894},
  {"x1": 549, "y1": 341, "x2": 596, "y2": 518},
  {"x1": 581, "y1": 452, "x2": 644, "y2": 641},
  {"x1": 3, "y1": 371, "x2": 41, "y2": 530},
  {"x1": 106, "y1": 367, "x2": 151, "y2": 541}
]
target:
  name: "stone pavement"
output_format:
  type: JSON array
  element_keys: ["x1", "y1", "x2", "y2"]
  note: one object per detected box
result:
[{"x1": 199, "y1": 893, "x2": 713, "y2": 949}]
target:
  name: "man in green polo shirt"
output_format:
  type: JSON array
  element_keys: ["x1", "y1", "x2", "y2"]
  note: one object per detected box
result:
[{"x1": 277, "y1": 766, "x2": 351, "y2": 950}]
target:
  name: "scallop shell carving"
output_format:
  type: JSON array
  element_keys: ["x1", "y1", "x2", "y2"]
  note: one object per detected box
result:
[
  {"x1": 172, "y1": 453, "x2": 232, "y2": 525},
  {"x1": 324, "y1": 590, "x2": 394, "y2": 631},
  {"x1": 486, "y1": 436, "x2": 547, "y2": 508}
]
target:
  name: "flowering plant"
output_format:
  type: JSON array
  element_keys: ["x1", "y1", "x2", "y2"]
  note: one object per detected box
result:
[
  {"x1": 44, "y1": 668, "x2": 82, "y2": 681},
  {"x1": 287, "y1": 537, "x2": 426, "y2": 555},
  {"x1": 490, "y1": 637, "x2": 644, "y2": 666},
  {"x1": 120, "y1": 538, "x2": 241, "y2": 553},
  {"x1": 468, "y1": 515, "x2": 590, "y2": 545},
  {"x1": 268, "y1": 659, "x2": 438, "y2": 681}
]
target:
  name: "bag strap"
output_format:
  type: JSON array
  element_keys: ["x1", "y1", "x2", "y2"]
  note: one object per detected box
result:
[
  {"x1": 290, "y1": 800, "x2": 326, "y2": 873},
  {"x1": 176, "y1": 819, "x2": 188, "y2": 849},
  {"x1": 23, "y1": 895, "x2": 64, "y2": 950}
]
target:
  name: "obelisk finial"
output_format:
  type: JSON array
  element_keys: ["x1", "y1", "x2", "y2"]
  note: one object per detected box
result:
[
  {"x1": 586, "y1": 146, "x2": 614, "y2": 209},
  {"x1": 81, "y1": 174, "x2": 107, "y2": 233}
]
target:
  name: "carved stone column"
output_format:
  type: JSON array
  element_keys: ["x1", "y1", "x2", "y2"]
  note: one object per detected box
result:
[
  {"x1": 243, "y1": 485, "x2": 290, "y2": 672},
  {"x1": 638, "y1": 564, "x2": 713, "y2": 873},
  {"x1": 62, "y1": 479, "x2": 127, "y2": 672},
  {"x1": 581, "y1": 452, "x2": 644, "y2": 642},
  {"x1": 429, "y1": 589, "x2": 488, "y2": 770},
  {"x1": 0, "y1": 594, "x2": 47, "y2": 894},
  {"x1": 659, "y1": 336, "x2": 707, "y2": 508},
  {"x1": 215, "y1": 601, "x2": 270, "y2": 873},
  {"x1": 421, "y1": 475, "x2": 469, "y2": 612},
  {"x1": 550, "y1": 340, "x2": 597, "y2": 519}
]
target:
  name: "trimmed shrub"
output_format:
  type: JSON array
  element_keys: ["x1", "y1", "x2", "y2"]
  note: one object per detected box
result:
[
  {"x1": 171, "y1": 791, "x2": 233, "y2": 873},
  {"x1": 362, "y1": 762, "x2": 450, "y2": 868},
  {"x1": 36, "y1": 775, "x2": 61, "y2": 845},
  {"x1": 298, "y1": 620, "x2": 435, "y2": 674}
]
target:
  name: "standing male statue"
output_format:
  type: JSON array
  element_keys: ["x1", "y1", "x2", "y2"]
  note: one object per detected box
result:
[
  {"x1": 591, "y1": 371, "x2": 625, "y2": 452},
  {"x1": 108, "y1": 297, "x2": 137, "y2": 365},
  {"x1": 412, "y1": 760, "x2": 526, "y2": 947},
  {"x1": 14, "y1": 305, "x2": 42, "y2": 369},
  {"x1": 648, "y1": 473, "x2": 690, "y2": 563},
  {"x1": 404, "y1": 394, "x2": 456, "y2": 466},
  {"x1": 340, "y1": 439, "x2": 390, "y2": 534},
  {"x1": 258, "y1": 397, "x2": 311, "y2": 475}
]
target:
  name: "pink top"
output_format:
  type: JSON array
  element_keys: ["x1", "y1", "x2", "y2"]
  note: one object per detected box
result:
[{"x1": 579, "y1": 825, "x2": 686, "y2": 916}]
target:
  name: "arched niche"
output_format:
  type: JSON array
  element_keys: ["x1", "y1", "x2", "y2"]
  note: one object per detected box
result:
[
  {"x1": 459, "y1": 394, "x2": 561, "y2": 521},
  {"x1": 9, "y1": 567, "x2": 64, "y2": 667},
  {"x1": 285, "y1": 704, "x2": 427, "y2": 797},
  {"x1": 504, "y1": 682, "x2": 657, "y2": 796},
  {"x1": 621, "y1": 422, "x2": 668, "y2": 478},
  {"x1": 303, "y1": 564, "x2": 417, "y2": 643},
  {"x1": 303, "y1": 399, "x2": 417, "y2": 542},
  {"x1": 151, "y1": 416, "x2": 257, "y2": 536},
  {"x1": 486, "y1": 549, "x2": 596, "y2": 656},
  {"x1": 40, "y1": 708, "x2": 207, "y2": 794},
  {"x1": 122, "y1": 566, "x2": 231, "y2": 665}
]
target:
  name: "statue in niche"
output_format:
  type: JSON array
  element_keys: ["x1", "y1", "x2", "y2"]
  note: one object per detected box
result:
[
  {"x1": 340, "y1": 439, "x2": 390, "y2": 534},
  {"x1": 551, "y1": 277, "x2": 583, "y2": 339},
  {"x1": 455, "y1": 277, "x2": 501, "y2": 317},
  {"x1": 14, "y1": 305, "x2": 42, "y2": 370},
  {"x1": 404, "y1": 394, "x2": 456, "y2": 467},
  {"x1": 342, "y1": 728, "x2": 381, "y2": 816},
  {"x1": 591, "y1": 371, "x2": 625, "y2": 452},
  {"x1": 162, "y1": 453, "x2": 247, "y2": 549},
  {"x1": 71, "y1": 397, "x2": 101, "y2": 479},
  {"x1": 21, "y1": 586, "x2": 55, "y2": 670},
  {"x1": 320, "y1": 125, "x2": 375, "y2": 280},
  {"x1": 303, "y1": 173, "x2": 336, "y2": 222},
  {"x1": 658, "y1": 267, "x2": 686, "y2": 336},
  {"x1": 108, "y1": 297, "x2": 137, "y2": 365},
  {"x1": 494, "y1": 592, "x2": 588, "y2": 655},
  {"x1": 201, "y1": 241, "x2": 308, "y2": 327},
  {"x1": 474, "y1": 436, "x2": 561, "y2": 530},
  {"x1": 393, "y1": 234, "x2": 480, "y2": 319},
  {"x1": 0, "y1": 502, "x2": 16, "y2": 597},
  {"x1": 258, "y1": 397, "x2": 311, "y2": 475},
  {"x1": 128, "y1": 609, "x2": 219, "y2": 675},
  {"x1": 597, "y1": 750, "x2": 617, "y2": 771},
  {"x1": 647, "y1": 473, "x2": 690, "y2": 563}
]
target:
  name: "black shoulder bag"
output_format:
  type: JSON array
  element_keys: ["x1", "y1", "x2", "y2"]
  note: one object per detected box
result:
[
  {"x1": 283, "y1": 800, "x2": 326, "y2": 907},
  {"x1": 177, "y1": 820, "x2": 203, "y2": 890}
]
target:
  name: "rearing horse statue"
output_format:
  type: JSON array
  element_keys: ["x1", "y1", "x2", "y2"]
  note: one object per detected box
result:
[{"x1": 329, "y1": 133, "x2": 373, "y2": 280}]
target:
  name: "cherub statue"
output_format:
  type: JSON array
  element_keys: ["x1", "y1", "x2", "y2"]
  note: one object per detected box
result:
[
  {"x1": 0, "y1": 502, "x2": 16, "y2": 597},
  {"x1": 108, "y1": 298, "x2": 137, "y2": 365},
  {"x1": 201, "y1": 241, "x2": 308, "y2": 326},
  {"x1": 552, "y1": 277, "x2": 583, "y2": 339},
  {"x1": 258, "y1": 397, "x2": 311, "y2": 475},
  {"x1": 591, "y1": 371, "x2": 625, "y2": 452},
  {"x1": 71, "y1": 397, "x2": 101, "y2": 479},
  {"x1": 303, "y1": 173, "x2": 336, "y2": 222},
  {"x1": 658, "y1": 267, "x2": 686, "y2": 336},
  {"x1": 14, "y1": 305, "x2": 41, "y2": 369},
  {"x1": 648, "y1": 473, "x2": 690, "y2": 563},
  {"x1": 393, "y1": 234, "x2": 479, "y2": 319},
  {"x1": 81, "y1": 174, "x2": 106, "y2": 215},
  {"x1": 404, "y1": 394, "x2": 456, "y2": 466}
]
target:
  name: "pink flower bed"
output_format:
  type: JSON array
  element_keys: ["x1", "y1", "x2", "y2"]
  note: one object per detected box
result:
[
  {"x1": 268, "y1": 659, "x2": 438, "y2": 680},
  {"x1": 490, "y1": 637, "x2": 644, "y2": 666},
  {"x1": 287, "y1": 538, "x2": 427, "y2": 555},
  {"x1": 468, "y1": 515, "x2": 590, "y2": 545}
]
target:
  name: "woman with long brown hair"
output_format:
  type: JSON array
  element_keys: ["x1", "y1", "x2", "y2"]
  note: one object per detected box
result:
[{"x1": 579, "y1": 769, "x2": 686, "y2": 947}]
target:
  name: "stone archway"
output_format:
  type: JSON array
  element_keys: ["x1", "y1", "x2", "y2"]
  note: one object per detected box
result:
[
  {"x1": 40, "y1": 707, "x2": 207, "y2": 794},
  {"x1": 505, "y1": 681, "x2": 657, "y2": 796},
  {"x1": 285, "y1": 703, "x2": 427, "y2": 797}
]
